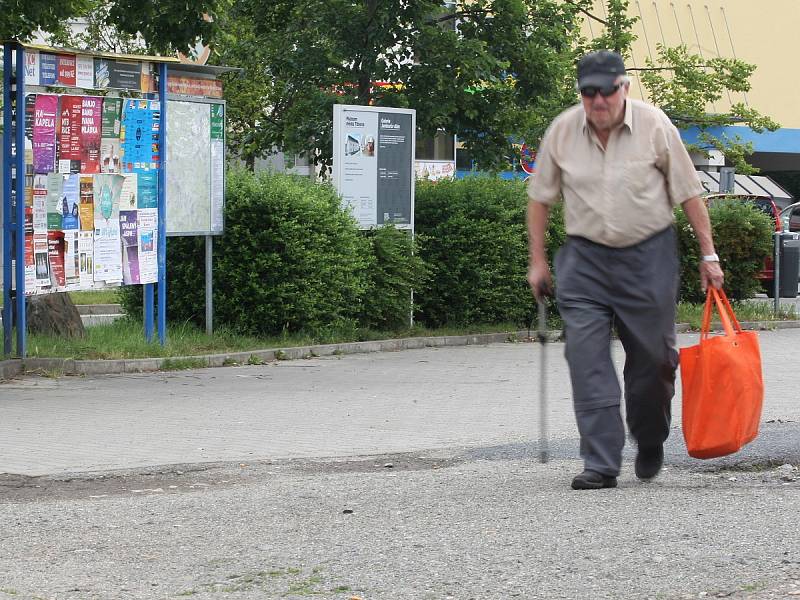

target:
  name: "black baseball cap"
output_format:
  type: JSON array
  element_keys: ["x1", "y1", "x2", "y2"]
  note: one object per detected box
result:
[{"x1": 577, "y1": 50, "x2": 626, "y2": 89}]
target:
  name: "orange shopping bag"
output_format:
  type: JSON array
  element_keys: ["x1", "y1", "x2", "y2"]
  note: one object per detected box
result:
[{"x1": 679, "y1": 288, "x2": 764, "y2": 459}]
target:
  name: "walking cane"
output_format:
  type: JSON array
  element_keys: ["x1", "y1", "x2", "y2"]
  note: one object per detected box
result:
[{"x1": 536, "y1": 285, "x2": 552, "y2": 464}]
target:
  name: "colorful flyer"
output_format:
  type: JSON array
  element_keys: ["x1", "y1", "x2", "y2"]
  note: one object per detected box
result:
[
  {"x1": 120, "y1": 173, "x2": 138, "y2": 210},
  {"x1": 76, "y1": 55, "x2": 94, "y2": 89},
  {"x1": 32, "y1": 94, "x2": 58, "y2": 173},
  {"x1": 80, "y1": 96, "x2": 102, "y2": 173},
  {"x1": 100, "y1": 98, "x2": 122, "y2": 173},
  {"x1": 39, "y1": 53, "x2": 58, "y2": 85},
  {"x1": 58, "y1": 95, "x2": 83, "y2": 172},
  {"x1": 120, "y1": 99, "x2": 158, "y2": 171},
  {"x1": 119, "y1": 210, "x2": 140, "y2": 284},
  {"x1": 47, "y1": 231, "x2": 66, "y2": 289},
  {"x1": 57, "y1": 55, "x2": 76, "y2": 86},
  {"x1": 46, "y1": 172, "x2": 64, "y2": 230},
  {"x1": 93, "y1": 173, "x2": 123, "y2": 223},
  {"x1": 61, "y1": 174, "x2": 80, "y2": 230},
  {"x1": 79, "y1": 175, "x2": 94, "y2": 231},
  {"x1": 24, "y1": 233, "x2": 36, "y2": 294},
  {"x1": 137, "y1": 171, "x2": 158, "y2": 208},
  {"x1": 137, "y1": 208, "x2": 158, "y2": 284},
  {"x1": 94, "y1": 59, "x2": 111, "y2": 89}
]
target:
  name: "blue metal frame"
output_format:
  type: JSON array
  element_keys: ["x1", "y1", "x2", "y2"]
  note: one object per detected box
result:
[
  {"x1": 2, "y1": 43, "x2": 13, "y2": 355},
  {"x1": 157, "y1": 63, "x2": 167, "y2": 345},
  {"x1": 14, "y1": 45, "x2": 25, "y2": 356}
]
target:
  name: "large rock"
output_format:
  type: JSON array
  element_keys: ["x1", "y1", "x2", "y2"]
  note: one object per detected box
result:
[{"x1": 27, "y1": 293, "x2": 86, "y2": 339}]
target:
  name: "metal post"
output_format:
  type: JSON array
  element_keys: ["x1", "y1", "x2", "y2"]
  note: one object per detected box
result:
[
  {"x1": 2, "y1": 44, "x2": 14, "y2": 355},
  {"x1": 14, "y1": 44, "x2": 25, "y2": 357},
  {"x1": 774, "y1": 231, "x2": 781, "y2": 314},
  {"x1": 719, "y1": 166, "x2": 735, "y2": 194},
  {"x1": 157, "y1": 63, "x2": 168, "y2": 345},
  {"x1": 205, "y1": 234, "x2": 213, "y2": 335}
]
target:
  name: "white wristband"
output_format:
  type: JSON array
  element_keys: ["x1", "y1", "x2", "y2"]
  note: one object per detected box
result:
[{"x1": 701, "y1": 253, "x2": 720, "y2": 262}]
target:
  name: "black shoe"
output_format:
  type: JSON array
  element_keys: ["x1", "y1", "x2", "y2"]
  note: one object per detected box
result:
[
  {"x1": 571, "y1": 470, "x2": 618, "y2": 490},
  {"x1": 635, "y1": 444, "x2": 664, "y2": 480}
]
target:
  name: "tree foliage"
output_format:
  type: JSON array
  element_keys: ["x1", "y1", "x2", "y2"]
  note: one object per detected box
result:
[
  {"x1": 213, "y1": 0, "x2": 585, "y2": 173},
  {"x1": 1, "y1": 0, "x2": 219, "y2": 55}
]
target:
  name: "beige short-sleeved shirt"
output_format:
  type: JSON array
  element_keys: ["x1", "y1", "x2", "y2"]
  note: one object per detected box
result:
[{"x1": 527, "y1": 98, "x2": 703, "y2": 248}]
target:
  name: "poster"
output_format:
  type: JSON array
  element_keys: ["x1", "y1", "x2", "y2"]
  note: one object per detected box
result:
[
  {"x1": 39, "y1": 53, "x2": 58, "y2": 85},
  {"x1": 76, "y1": 55, "x2": 94, "y2": 89},
  {"x1": 119, "y1": 210, "x2": 140, "y2": 284},
  {"x1": 100, "y1": 98, "x2": 122, "y2": 173},
  {"x1": 34, "y1": 234, "x2": 51, "y2": 288},
  {"x1": 80, "y1": 96, "x2": 102, "y2": 173},
  {"x1": 24, "y1": 51, "x2": 39, "y2": 86},
  {"x1": 63, "y1": 230, "x2": 81, "y2": 289},
  {"x1": 32, "y1": 94, "x2": 58, "y2": 173},
  {"x1": 120, "y1": 173, "x2": 138, "y2": 210},
  {"x1": 46, "y1": 173, "x2": 64, "y2": 230},
  {"x1": 32, "y1": 175, "x2": 48, "y2": 233},
  {"x1": 210, "y1": 104, "x2": 225, "y2": 233},
  {"x1": 79, "y1": 175, "x2": 94, "y2": 230},
  {"x1": 57, "y1": 55, "x2": 76, "y2": 87},
  {"x1": 93, "y1": 222, "x2": 122, "y2": 284},
  {"x1": 78, "y1": 231, "x2": 94, "y2": 287},
  {"x1": 94, "y1": 59, "x2": 112, "y2": 89},
  {"x1": 137, "y1": 171, "x2": 158, "y2": 209},
  {"x1": 121, "y1": 99, "x2": 159, "y2": 172},
  {"x1": 24, "y1": 234, "x2": 36, "y2": 294},
  {"x1": 337, "y1": 109, "x2": 378, "y2": 226},
  {"x1": 111, "y1": 61, "x2": 141, "y2": 89},
  {"x1": 62, "y1": 174, "x2": 80, "y2": 230},
  {"x1": 48, "y1": 231, "x2": 66, "y2": 289},
  {"x1": 58, "y1": 95, "x2": 83, "y2": 173},
  {"x1": 137, "y1": 208, "x2": 158, "y2": 283},
  {"x1": 93, "y1": 174, "x2": 123, "y2": 223}
]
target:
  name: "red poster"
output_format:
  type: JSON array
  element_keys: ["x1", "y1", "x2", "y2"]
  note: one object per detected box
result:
[
  {"x1": 80, "y1": 96, "x2": 102, "y2": 173},
  {"x1": 58, "y1": 96, "x2": 83, "y2": 160},
  {"x1": 47, "y1": 231, "x2": 66, "y2": 288},
  {"x1": 57, "y1": 55, "x2": 76, "y2": 87}
]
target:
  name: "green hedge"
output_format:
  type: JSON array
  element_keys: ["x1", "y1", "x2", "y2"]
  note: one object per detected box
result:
[
  {"x1": 676, "y1": 199, "x2": 774, "y2": 302},
  {"x1": 414, "y1": 177, "x2": 538, "y2": 327}
]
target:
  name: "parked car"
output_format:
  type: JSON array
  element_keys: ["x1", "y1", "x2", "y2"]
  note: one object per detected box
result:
[
  {"x1": 704, "y1": 194, "x2": 781, "y2": 294},
  {"x1": 780, "y1": 201, "x2": 800, "y2": 233}
]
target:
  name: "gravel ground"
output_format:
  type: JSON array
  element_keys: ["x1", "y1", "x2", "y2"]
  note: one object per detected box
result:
[{"x1": 1, "y1": 448, "x2": 798, "y2": 600}]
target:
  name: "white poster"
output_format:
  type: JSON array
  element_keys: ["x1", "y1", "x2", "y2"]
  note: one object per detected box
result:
[
  {"x1": 210, "y1": 138, "x2": 225, "y2": 233},
  {"x1": 24, "y1": 50, "x2": 39, "y2": 86},
  {"x1": 78, "y1": 231, "x2": 94, "y2": 288},
  {"x1": 338, "y1": 110, "x2": 378, "y2": 227},
  {"x1": 93, "y1": 220, "x2": 123, "y2": 284},
  {"x1": 137, "y1": 208, "x2": 158, "y2": 283},
  {"x1": 76, "y1": 55, "x2": 94, "y2": 89},
  {"x1": 33, "y1": 233, "x2": 50, "y2": 288},
  {"x1": 120, "y1": 173, "x2": 138, "y2": 210},
  {"x1": 63, "y1": 230, "x2": 81, "y2": 289},
  {"x1": 32, "y1": 175, "x2": 48, "y2": 233}
]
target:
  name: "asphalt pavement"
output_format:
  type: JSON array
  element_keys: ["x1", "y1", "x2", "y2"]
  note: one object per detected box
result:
[{"x1": 0, "y1": 329, "x2": 799, "y2": 599}]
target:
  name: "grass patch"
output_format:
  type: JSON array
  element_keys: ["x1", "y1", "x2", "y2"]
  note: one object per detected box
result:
[
  {"x1": 23, "y1": 318, "x2": 530, "y2": 360},
  {"x1": 68, "y1": 289, "x2": 120, "y2": 305},
  {"x1": 677, "y1": 299, "x2": 796, "y2": 330}
]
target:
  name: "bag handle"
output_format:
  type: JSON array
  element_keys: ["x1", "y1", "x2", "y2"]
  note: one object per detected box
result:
[{"x1": 701, "y1": 287, "x2": 742, "y2": 340}]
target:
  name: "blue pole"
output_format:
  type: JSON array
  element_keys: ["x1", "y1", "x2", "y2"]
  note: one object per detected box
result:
[
  {"x1": 157, "y1": 63, "x2": 167, "y2": 346},
  {"x1": 14, "y1": 45, "x2": 25, "y2": 357},
  {"x1": 2, "y1": 44, "x2": 13, "y2": 356}
]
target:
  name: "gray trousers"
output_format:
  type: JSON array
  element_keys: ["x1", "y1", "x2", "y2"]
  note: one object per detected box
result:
[{"x1": 554, "y1": 227, "x2": 680, "y2": 476}]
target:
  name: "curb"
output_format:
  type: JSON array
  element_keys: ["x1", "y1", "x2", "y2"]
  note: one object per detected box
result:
[{"x1": 1, "y1": 320, "x2": 799, "y2": 379}]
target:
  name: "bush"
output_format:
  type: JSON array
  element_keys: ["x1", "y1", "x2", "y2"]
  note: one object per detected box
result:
[
  {"x1": 122, "y1": 170, "x2": 372, "y2": 335},
  {"x1": 414, "y1": 177, "x2": 535, "y2": 327},
  {"x1": 676, "y1": 199, "x2": 773, "y2": 302},
  {"x1": 359, "y1": 226, "x2": 428, "y2": 330}
]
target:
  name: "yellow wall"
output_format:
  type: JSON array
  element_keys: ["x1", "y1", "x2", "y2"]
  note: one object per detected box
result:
[{"x1": 582, "y1": 1, "x2": 799, "y2": 128}]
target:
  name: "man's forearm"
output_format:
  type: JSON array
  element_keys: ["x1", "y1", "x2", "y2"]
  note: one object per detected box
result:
[
  {"x1": 682, "y1": 196, "x2": 716, "y2": 255},
  {"x1": 527, "y1": 200, "x2": 551, "y2": 264}
]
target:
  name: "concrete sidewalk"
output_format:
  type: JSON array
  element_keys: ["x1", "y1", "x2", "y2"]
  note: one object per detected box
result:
[{"x1": 1, "y1": 328, "x2": 799, "y2": 477}]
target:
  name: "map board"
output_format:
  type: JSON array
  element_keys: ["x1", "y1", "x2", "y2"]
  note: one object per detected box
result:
[{"x1": 165, "y1": 98, "x2": 225, "y2": 236}]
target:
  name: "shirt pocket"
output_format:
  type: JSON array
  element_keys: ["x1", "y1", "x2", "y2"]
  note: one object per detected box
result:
[{"x1": 622, "y1": 159, "x2": 658, "y2": 199}]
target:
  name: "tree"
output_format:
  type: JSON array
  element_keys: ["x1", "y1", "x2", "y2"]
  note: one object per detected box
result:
[
  {"x1": 213, "y1": 0, "x2": 585, "y2": 173},
  {"x1": 580, "y1": 0, "x2": 778, "y2": 174},
  {"x1": 1, "y1": 0, "x2": 220, "y2": 55}
]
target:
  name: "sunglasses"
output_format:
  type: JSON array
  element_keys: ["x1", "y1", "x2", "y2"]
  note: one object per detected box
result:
[{"x1": 580, "y1": 83, "x2": 622, "y2": 98}]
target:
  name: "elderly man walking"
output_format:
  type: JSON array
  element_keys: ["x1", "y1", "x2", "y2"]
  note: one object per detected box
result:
[{"x1": 527, "y1": 50, "x2": 725, "y2": 490}]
